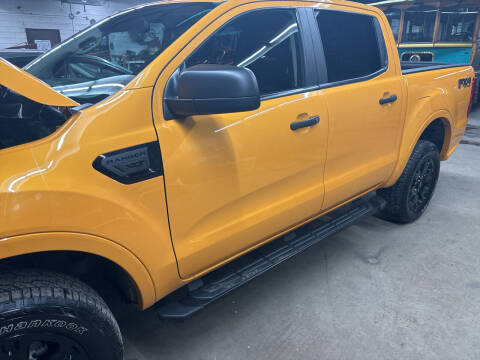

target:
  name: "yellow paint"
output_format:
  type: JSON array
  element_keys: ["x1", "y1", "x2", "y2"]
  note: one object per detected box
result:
[
  {"x1": 0, "y1": 57, "x2": 79, "y2": 107},
  {"x1": 0, "y1": 0, "x2": 473, "y2": 309}
]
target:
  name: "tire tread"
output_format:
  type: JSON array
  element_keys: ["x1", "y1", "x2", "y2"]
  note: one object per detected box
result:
[{"x1": 0, "y1": 268, "x2": 122, "y2": 359}]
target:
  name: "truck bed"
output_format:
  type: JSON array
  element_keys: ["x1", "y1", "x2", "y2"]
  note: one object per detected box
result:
[
  {"x1": 401, "y1": 61, "x2": 466, "y2": 75},
  {"x1": 400, "y1": 61, "x2": 473, "y2": 157}
]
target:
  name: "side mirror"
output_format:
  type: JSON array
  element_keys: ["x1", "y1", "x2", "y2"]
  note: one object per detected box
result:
[{"x1": 165, "y1": 64, "x2": 260, "y2": 117}]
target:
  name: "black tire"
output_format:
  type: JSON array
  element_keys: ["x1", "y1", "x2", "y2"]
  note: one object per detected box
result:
[
  {"x1": 0, "y1": 269, "x2": 123, "y2": 359},
  {"x1": 377, "y1": 140, "x2": 440, "y2": 224}
]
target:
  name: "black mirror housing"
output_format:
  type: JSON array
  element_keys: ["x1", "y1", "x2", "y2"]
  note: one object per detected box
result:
[{"x1": 165, "y1": 64, "x2": 260, "y2": 117}]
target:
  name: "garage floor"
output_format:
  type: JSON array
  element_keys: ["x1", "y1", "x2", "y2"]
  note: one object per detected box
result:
[{"x1": 119, "y1": 109, "x2": 480, "y2": 360}]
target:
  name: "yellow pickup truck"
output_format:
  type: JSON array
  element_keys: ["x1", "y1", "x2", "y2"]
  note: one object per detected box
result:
[{"x1": 0, "y1": 0, "x2": 473, "y2": 358}]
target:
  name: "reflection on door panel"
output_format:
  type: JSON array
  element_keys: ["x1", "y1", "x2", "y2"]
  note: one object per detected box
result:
[{"x1": 160, "y1": 8, "x2": 329, "y2": 278}]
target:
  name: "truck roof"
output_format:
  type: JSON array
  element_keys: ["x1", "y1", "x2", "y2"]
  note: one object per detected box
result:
[
  {"x1": 371, "y1": 0, "x2": 479, "y2": 6},
  {"x1": 125, "y1": 0, "x2": 378, "y2": 13}
]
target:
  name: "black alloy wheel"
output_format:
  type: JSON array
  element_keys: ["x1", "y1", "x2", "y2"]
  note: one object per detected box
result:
[
  {"x1": 377, "y1": 140, "x2": 440, "y2": 224},
  {"x1": 1, "y1": 333, "x2": 88, "y2": 360},
  {"x1": 407, "y1": 156, "x2": 436, "y2": 214}
]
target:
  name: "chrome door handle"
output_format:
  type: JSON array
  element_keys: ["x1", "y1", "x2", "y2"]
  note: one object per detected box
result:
[
  {"x1": 290, "y1": 116, "x2": 320, "y2": 131},
  {"x1": 379, "y1": 94, "x2": 398, "y2": 105}
]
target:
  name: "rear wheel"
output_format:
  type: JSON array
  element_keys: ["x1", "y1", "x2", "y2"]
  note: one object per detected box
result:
[
  {"x1": 377, "y1": 140, "x2": 440, "y2": 224},
  {"x1": 0, "y1": 269, "x2": 123, "y2": 360}
]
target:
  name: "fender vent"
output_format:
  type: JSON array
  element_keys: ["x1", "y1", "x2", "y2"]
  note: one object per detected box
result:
[{"x1": 93, "y1": 142, "x2": 163, "y2": 184}]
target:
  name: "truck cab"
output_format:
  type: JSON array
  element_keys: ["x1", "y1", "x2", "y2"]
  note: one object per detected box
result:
[{"x1": 0, "y1": 1, "x2": 473, "y2": 358}]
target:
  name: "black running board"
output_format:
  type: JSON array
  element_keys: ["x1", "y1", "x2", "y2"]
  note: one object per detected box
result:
[{"x1": 156, "y1": 195, "x2": 386, "y2": 319}]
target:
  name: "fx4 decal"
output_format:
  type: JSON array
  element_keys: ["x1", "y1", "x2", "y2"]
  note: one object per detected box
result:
[{"x1": 458, "y1": 77, "x2": 472, "y2": 89}]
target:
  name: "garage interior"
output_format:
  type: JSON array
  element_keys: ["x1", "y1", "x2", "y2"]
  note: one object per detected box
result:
[{"x1": 0, "y1": 0, "x2": 479, "y2": 359}]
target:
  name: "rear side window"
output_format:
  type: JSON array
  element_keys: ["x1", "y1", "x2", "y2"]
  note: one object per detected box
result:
[
  {"x1": 314, "y1": 10, "x2": 386, "y2": 83},
  {"x1": 186, "y1": 9, "x2": 304, "y2": 95}
]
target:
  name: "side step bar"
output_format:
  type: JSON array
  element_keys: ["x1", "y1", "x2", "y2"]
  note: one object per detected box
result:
[{"x1": 156, "y1": 195, "x2": 386, "y2": 319}]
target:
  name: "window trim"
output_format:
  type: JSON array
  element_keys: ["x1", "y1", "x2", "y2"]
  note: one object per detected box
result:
[
  {"x1": 318, "y1": 67, "x2": 389, "y2": 91},
  {"x1": 308, "y1": 8, "x2": 389, "y2": 89},
  {"x1": 261, "y1": 85, "x2": 318, "y2": 101}
]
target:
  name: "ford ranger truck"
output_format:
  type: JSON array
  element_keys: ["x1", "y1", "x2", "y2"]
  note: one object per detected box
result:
[{"x1": 0, "y1": 0, "x2": 473, "y2": 358}]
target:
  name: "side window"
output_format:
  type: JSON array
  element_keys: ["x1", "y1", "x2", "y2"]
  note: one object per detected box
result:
[
  {"x1": 186, "y1": 9, "x2": 304, "y2": 95},
  {"x1": 314, "y1": 10, "x2": 386, "y2": 83},
  {"x1": 384, "y1": 8, "x2": 401, "y2": 42},
  {"x1": 437, "y1": 6, "x2": 478, "y2": 43},
  {"x1": 402, "y1": 5, "x2": 436, "y2": 43}
]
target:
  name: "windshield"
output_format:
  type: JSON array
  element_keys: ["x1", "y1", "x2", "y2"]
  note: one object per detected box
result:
[{"x1": 23, "y1": 2, "x2": 217, "y2": 104}]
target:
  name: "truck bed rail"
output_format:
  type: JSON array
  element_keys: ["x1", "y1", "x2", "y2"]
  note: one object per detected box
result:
[{"x1": 401, "y1": 61, "x2": 467, "y2": 75}]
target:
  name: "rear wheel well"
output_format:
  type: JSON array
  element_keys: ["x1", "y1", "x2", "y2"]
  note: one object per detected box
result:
[
  {"x1": 0, "y1": 251, "x2": 140, "y2": 307},
  {"x1": 419, "y1": 118, "x2": 446, "y2": 154}
]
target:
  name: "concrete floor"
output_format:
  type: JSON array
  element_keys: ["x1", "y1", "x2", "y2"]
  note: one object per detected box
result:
[{"x1": 119, "y1": 109, "x2": 480, "y2": 360}]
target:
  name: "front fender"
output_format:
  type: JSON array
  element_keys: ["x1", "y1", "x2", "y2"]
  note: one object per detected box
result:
[
  {"x1": 0, "y1": 87, "x2": 183, "y2": 305},
  {"x1": 0, "y1": 232, "x2": 156, "y2": 309},
  {"x1": 0, "y1": 184, "x2": 181, "y2": 308}
]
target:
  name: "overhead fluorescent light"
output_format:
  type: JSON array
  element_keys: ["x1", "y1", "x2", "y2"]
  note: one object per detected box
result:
[
  {"x1": 60, "y1": 0, "x2": 107, "y2": 6},
  {"x1": 369, "y1": 0, "x2": 412, "y2": 6}
]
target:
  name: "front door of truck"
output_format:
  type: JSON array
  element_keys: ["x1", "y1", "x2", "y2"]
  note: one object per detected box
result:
[
  {"x1": 309, "y1": 7, "x2": 404, "y2": 210},
  {"x1": 153, "y1": 5, "x2": 329, "y2": 278}
]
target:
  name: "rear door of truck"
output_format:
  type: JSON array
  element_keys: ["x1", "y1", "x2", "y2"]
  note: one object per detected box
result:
[{"x1": 306, "y1": 5, "x2": 405, "y2": 210}]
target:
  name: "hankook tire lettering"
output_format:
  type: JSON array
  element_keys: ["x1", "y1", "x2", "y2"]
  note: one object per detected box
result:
[{"x1": 0, "y1": 321, "x2": 88, "y2": 335}]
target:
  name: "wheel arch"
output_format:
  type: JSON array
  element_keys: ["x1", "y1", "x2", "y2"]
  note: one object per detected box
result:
[
  {"x1": 419, "y1": 117, "x2": 451, "y2": 159},
  {"x1": 385, "y1": 110, "x2": 453, "y2": 188},
  {"x1": 0, "y1": 232, "x2": 156, "y2": 310}
]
